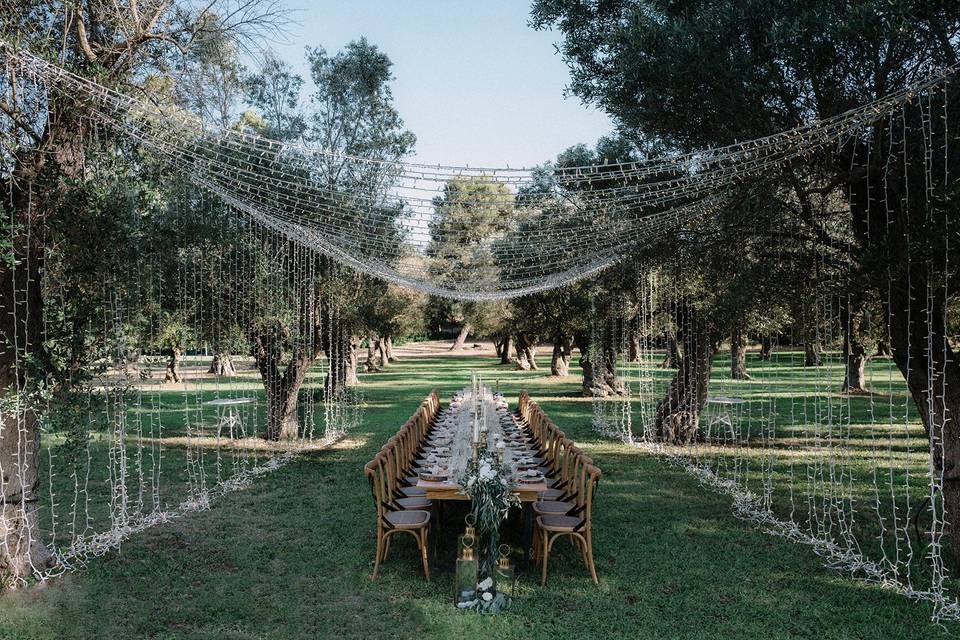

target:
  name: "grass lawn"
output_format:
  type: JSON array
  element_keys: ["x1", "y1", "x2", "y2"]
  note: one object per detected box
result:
[{"x1": 0, "y1": 345, "x2": 956, "y2": 639}]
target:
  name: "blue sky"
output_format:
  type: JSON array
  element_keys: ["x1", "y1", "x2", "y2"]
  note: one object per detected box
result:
[{"x1": 263, "y1": 0, "x2": 613, "y2": 168}]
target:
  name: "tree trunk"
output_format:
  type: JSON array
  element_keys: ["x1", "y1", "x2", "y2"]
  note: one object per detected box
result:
[
  {"x1": 207, "y1": 351, "x2": 236, "y2": 376},
  {"x1": 887, "y1": 280, "x2": 960, "y2": 565},
  {"x1": 653, "y1": 303, "x2": 714, "y2": 445},
  {"x1": 525, "y1": 345, "x2": 538, "y2": 370},
  {"x1": 514, "y1": 334, "x2": 532, "y2": 371},
  {"x1": 578, "y1": 325, "x2": 626, "y2": 397},
  {"x1": 876, "y1": 340, "x2": 890, "y2": 357},
  {"x1": 629, "y1": 332, "x2": 641, "y2": 362},
  {"x1": 550, "y1": 334, "x2": 574, "y2": 377},
  {"x1": 376, "y1": 337, "x2": 389, "y2": 369},
  {"x1": 330, "y1": 334, "x2": 360, "y2": 387},
  {"x1": 252, "y1": 326, "x2": 312, "y2": 441},
  {"x1": 845, "y1": 120, "x2": 960, "y2": 564},
  {"x1": 575, "y1": 332, "x2": 596, "y2": 394},
  {"x1": 804, "y1": 341, "x2": 822, "y2": 367},
  {"x1": 364, "y1": 334, "x2": 381, "y2": 372},
  {"x1": 384, "y1": 335, "x2": 396, "y2": 362},
  {"x1": 0, "y1": 208, "x2": 53, "y2": 585},
  {"x1": 760, "y1": 336, "x2": 774, "y2": 361},
  {"x1": 660, "y1": 334, "x2": 680, "y2": 369},
  {"x1": 499, "y1": 333, "x2": 512, "y2": 365},
  {"x1": 264, "y1": 377, "x2": 302, "y2": 441},
  {"x1": 164, "y1": 346, "x2": 183, "y2": 383},
  {"x1": 450, "y1": 323, "x2": 471, "y2": 351},
  {"x1": 840, "y1": 303, "x2": 869, "y2": 393},
  {"x1": 730, "y1": 325, "x2": 751, "y2": 380},
  {"x1": 843, "y1": 351, "x2": 867, "y2": 392}
]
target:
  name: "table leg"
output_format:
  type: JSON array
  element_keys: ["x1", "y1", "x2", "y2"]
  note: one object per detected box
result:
[
  {"x1": 521, "y1": 502, "x2": 533, "y2": 572},
  {"x1": 429, "y1": 500, "x2": 439, "y2": 571}
]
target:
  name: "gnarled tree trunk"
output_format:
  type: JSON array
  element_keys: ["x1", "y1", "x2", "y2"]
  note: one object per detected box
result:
[
  {"x1": 164, "y1": 346, "x2": 183, "y2": 383},
  {"x1": 514, "y1": 333, "x2": 537, "y2": 371},
  {"x1": 499, "y1": 333, "x2": 512, "y2": 365},
  {"x1": 760, "y1": 336, "x2": 774, "y2": 361},
  {"x1": 660, "y1": 334, "x2": 680, "y2": 369},
  {"x1": 0, "y1": 204, "x2": 53, "y2": 585},
  {"x1": 804, "y1": 341, "x2": 822, "y2": 367},
  {"x1": 840, "y1": 302, "x2": 869, "y2": 393},
  {"x1": 450, "y1": 323, "x2": 471, "y2": 351},
  {"x1": 653, "y1": 303, "x2": 715, "y2": 445},
  {"x1": 876, "y1": 340, "x2": 890, "y2": 357},
  {"x1": 550, "y1": 333, "x2": 574, "y2": 377},
  {"x1": 730, "y1": 325, "x2": 750, "y2": 380},
  {"x1": 327, "y1": 333, "x2": 360, "y2": 394},
  {"x1": 887, "y1": 280, "x2": 960, "y2": 565},
  {"x1": 365, "y1": 334, "x2": 378, "y2": 372},
  {"x1": 577, "y1": 326, "x2": 626, "y2": 397},
  {"x1": 252, "y1": 322, "x2": 315, "y2": 441},
  {"x1": 376, "y1": 336, "x2": 389, "y2": 369},
  {"x1": 575, "y1": 332, "x2": 596, "y2": 393},
  {"x1": 846, "y1": 118, "x2": 960, "y2": 563},
  {"x1": 628, "y1": 332, "x2": 641, "y2": 362},
  {"x1": 384, "y1": 335, "x2": 396, "y2": 362},
  {"x1": 207, "y1": 351, "x2": 236, "y2": 376}
]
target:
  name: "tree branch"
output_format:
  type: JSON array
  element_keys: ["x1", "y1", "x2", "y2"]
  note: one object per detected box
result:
[
  {"x1": 74, "y1": 9, "x2": 99, "y2": 62},
  {"x1": 0, "y1": 100, "x2": 42, "y2": 144}
]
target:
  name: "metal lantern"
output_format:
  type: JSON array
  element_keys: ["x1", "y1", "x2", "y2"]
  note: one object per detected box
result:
[
  {"x1": 457, "y1": 514, "x2": 476, "y2": 555},
  {"x1": 454, "y1": 533, "x2": 479, "y2": 606},
  {"x1": 494, "y1": 544, "x2": 517, "y2": 599}
]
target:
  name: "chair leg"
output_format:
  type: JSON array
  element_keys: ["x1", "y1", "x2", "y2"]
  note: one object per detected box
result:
[
  {"x1": 573, "y1": 534, "x2": 589, "y2": 567},
  {"x1": 382, "y1": 535, "x2": 392, "y2": 562},
  {"x1": 419, "y1": 528, "x2": 431, "y2": 582},
  {"x1": 586, "y1": 530, "x2": 598, "y2": 584},
  {"x1": 372, "y1": 529, "x2": 384, "y2": 579},
  {"x1": 540, "y1": 530, "x2": 551, "y2": 586}
]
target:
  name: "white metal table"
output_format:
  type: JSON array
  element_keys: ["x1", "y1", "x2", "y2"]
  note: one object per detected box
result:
[
  {"x1": 704, "y1": 396, "x2": 747, "y2": 442},
  {"x1": 203, "y1": 397, "x2": 256, "y2": 439}
]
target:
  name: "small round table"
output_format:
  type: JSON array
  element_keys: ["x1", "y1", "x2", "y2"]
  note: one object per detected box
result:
[
  {"x1": 203, "y1": 397, "x2": 256, "y2": 439},
  {"x1": 704, "y1": 396, "x2": 747, "y2": 441}
]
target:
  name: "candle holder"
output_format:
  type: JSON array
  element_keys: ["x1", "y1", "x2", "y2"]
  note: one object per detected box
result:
[{"x1": 457, "y1": 514, "x2": 477, "y2": 554}]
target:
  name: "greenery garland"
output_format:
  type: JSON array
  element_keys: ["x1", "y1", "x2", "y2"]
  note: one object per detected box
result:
[{"x1": 458, "y1": 451, "x2": 519, "y2": 578}]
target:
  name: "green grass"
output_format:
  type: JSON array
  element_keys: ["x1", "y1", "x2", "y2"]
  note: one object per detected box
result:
[{"x1": 0, "y1": 349, "x2": 957, "y2": 639}]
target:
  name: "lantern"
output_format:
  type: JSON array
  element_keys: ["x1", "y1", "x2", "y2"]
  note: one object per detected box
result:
[
  {"x1": 454, "y1": 533, "x2": 479, "y2": 606},
  {"x1": 457, "y1": 514, "x2": 477, "y2": 556},
  {"x1": 494, "y1": 544, "x2": 517, "y2": 600}
]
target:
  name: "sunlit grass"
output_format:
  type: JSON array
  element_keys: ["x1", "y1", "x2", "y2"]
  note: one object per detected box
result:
[{"x1": 1, "y1": 344, "x2": 955, "y2": 639}]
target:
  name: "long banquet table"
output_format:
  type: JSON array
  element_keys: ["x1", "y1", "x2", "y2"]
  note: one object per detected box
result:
[{"x1": 414, "y1": 387, "x2": 549, "y2": 569}]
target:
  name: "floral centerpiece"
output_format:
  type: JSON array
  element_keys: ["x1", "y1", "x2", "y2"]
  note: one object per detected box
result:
[{"x1": 457, "y1": 450, "x2": 519, "y2": 613}]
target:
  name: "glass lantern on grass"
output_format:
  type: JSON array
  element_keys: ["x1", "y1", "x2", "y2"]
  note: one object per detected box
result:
[
  {"x1": 494, "y1": 544, "x2": 517, "y2": 599},
  {"x1": 454, "y1": 533, "x2": 479, "y2": 606}
]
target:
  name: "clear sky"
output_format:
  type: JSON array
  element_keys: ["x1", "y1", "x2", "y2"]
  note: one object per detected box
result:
[{"x1": 262, "y1": 0, "x2": 613, "y2": 168}]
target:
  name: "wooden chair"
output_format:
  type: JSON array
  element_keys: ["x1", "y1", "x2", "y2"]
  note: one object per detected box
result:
[
  {"x1": 365, "y1": 458, "x2": 431, "y2": 581},
  {"x1": 533, "y1": 449, "x2": 591, "y2": 517},
  {"x1": 377, "y1": 449, "x2": 431, "y2": 510},
  {"x1": 537, "y1": 464, "x2": 601, "y2": 585},
  {"x1": 541, "y1": 444, "x2": 590, "y2": 501},
  {"x1": 384, "y1": 436, "x2": 427, "y2": 498}
]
